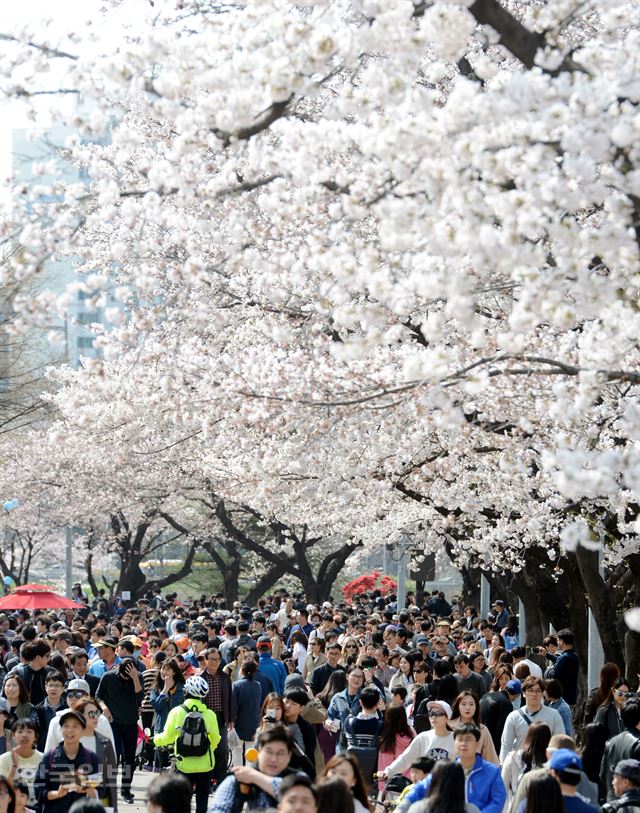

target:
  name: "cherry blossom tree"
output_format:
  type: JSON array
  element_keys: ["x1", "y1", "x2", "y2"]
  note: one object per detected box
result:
[{"x1": 0, "y1": 0, "x2": 638, "y2": 668}]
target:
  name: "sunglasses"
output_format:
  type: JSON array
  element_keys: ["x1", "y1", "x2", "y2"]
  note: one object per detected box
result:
[
  {"x1": 428, "y1": 711, "x2": 446, "y2": 718},
  {"x1": 615, "y1": 690, "x2": 634, "y2": 698},
  {"x1": 345, "y1": 645, "x2": 358, "y2": 649},
  {"x1": 67, "y1": 690, "x2": 89, "y2": 699},
  {"x1": 85, "y1": 710, "x2": 100, "y2": 719}
]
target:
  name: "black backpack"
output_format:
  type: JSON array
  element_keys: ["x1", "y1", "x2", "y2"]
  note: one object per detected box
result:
[{"x1": 176, "y1": 704, "x2": 209, "y2": 758}]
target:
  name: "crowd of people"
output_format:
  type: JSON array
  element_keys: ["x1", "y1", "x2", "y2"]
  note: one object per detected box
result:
[{"x1": 0, "y1": 586, "x2": 636, "y2": 813}]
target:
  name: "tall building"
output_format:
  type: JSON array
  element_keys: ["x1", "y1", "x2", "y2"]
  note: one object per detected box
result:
[{"x1": 11, "y1": 119, "x2": 116, "y2": 369}]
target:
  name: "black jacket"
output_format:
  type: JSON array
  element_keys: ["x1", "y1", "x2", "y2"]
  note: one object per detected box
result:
[
  {"x1": 11, "y1": 664, "x2": 55, "y2": 707},
  {"x1": 601, "y1": 729, "x2": 640, "y2": 801},
  {"x1": 69, "y1": 673, "x2": 101, "y2": 697},
  {"x1": 96, "y1": 672, "x2": 143, "y2": 725},
  {"x1": 602, "y1": 788, "x2": 640, "y2": 812},
  {"x1": 35, "y1": 743, "x2": 99, "y2": 813},
  {"x1": 479, "y1": 690, "x2": 513, "y2": 752},
  {"x1": 311, "y1": 663, "x2": 343, "y2": 696}
]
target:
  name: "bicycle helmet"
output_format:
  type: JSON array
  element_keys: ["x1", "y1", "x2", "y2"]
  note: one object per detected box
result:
[{"x1": 184, "y1": 675, "x2": 209, "y2": 698}]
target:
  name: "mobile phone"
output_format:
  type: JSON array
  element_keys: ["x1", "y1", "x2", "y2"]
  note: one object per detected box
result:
[{"x1": 266, "y1": 709, "x2": 277, "y2": 721}]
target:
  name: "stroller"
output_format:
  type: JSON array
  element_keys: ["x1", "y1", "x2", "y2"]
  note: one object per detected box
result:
[{"x1": 375, "y1": 775, "x2": 412, "y2": 812}]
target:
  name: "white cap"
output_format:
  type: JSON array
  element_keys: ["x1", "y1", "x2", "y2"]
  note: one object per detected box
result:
[{"x1": 426, "y1": 700, "x2": 453, "y2": 719}]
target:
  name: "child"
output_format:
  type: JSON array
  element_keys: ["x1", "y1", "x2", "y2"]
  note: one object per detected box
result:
[
  {"x1": 13, "y1": 778, "x2": 36, "y2": 813},
  {"x1": 389, "y1": 687, "x2": 407, "y2": 707},
  {"x1": 396, "y1": 757, "x2": 435, "y2": 805}
]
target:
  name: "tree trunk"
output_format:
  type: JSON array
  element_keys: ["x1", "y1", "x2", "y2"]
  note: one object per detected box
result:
[
  {"x1": 118, "y1": 557, "x2": 147, "y2": 599},
  {"x1": 573, "y1": 547, "x2": 625, "y2": 668},
  {"x1": 244, "y1": 562, "x2": 289, "y2": 606},
  {"x1": 625, "y1": 631, "x2": 640, "y2": 691},
  {"x1": 222, "y1": 557, "x2": 241, "y2": 606},
  {"x1": 510, "y1": 572, "x2": 546, "y2": 645}
]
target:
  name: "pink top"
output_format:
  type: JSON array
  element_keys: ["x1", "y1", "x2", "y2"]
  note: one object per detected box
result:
[{"x1": 377, "y1": 732, "x2": 415, "y2": 790}]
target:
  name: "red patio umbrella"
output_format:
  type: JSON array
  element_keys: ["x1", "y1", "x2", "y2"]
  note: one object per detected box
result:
[{"x1": 0, "y1": 583, "x2": 84, "y2": 610}]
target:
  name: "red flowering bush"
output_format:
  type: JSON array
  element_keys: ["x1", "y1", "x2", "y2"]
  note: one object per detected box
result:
[{"x1": 342, "y1": 571, "x2": 398, "y2": 601}]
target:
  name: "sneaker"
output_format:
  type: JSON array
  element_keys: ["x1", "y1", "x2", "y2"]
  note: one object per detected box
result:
[
  {"x1": 121, "y1": 792, "x2": 135, "y2": 804},
  {"x1": 143, "y1": 764, "x2": 154, "y2": 772}
]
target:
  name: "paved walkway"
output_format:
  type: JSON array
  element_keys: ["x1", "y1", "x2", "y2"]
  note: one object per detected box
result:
[{"x1": 125, "y1": 767, "x2": 201, "y2": 813}]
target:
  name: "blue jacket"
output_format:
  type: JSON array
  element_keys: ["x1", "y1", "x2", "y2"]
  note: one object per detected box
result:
[
  {"x1": 231, "y1": 676, "x2": 263, "y2": 741},
  {"x1": 548, "y1": 698, "x2": 573, "y2": 736},
  {"x1": 546, "y1": 648, "x2": 579, "y2": 705},
  {"x1": 257, "y1": 653, "x2": 287, "y2": 695},
  {"x1": 403, "y1": 755, "x2": 506, "y2": 813},
  {"x1": 150, "y1": 684, "x2": 185, "y2": 733}
]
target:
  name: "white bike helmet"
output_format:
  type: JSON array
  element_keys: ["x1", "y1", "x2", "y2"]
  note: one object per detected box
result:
[{"x1": 184, "y1": 675, "x2": 209, "y2": 698}]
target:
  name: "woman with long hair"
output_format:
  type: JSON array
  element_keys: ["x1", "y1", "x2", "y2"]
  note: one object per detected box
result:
[
  {"x1": 500, "y1": 721, "x2": 551, "y2": 809},
  {"x1": 322, "y1": 754, "x2": 370, "y2": 813},
  {"x1": 449, "y1": 692, "x2": 498, "y2": 764},
  {"x1": 339, "y1": 639, "x2": 361, "y2": 668},
  {"x1": 594, "y1": 676, "x2": 630, "y2": 739},
  {"x1": 159, "y1": 639, "x2": 178, "y2": 659},
  {"x1": 377, "y1": 705, "x2": 415, "y2": 790},
  {"x1": 522, "y1": 773, "x2": 564, "y2": 813},
  {"x1": 484, "y1": 634, "x2": 505, "y2": 664},
  {"x1": 317, "y1": 671, "x2": 347, "y2": 763},
  {"x1": 303, "y1": 639, "x2": 326, "y2": 683},
  {"x1": 289, "y1": 630, "x2": 309, "y2": 674},
  {"x1": 75, "y1": 697, "x2": 118, "y2": 810},
  {"x1": 150, "y1": 657, "x2": 185, "y2": 768},
  {"x1": 389, "y1": 657, "x2": 415, "y2": 693},
  {"x1": 316, "y1": 776, "x2": 354, "y2": 813},
  {"x1": 407, "y1": 760, "x2": 480, "y2": 813},
  {"x1": 2, "y1": 678, "x2": 34, "y2": 743},
  {"x1": 258, "y1": 692, "x2": 286, "y2": 730},
  {"x1": 584, "y1": 663, "x2": 621, "y2": 725},
  {"x1": 579, "y1": 722, "x2": 608, "y2": 803},
  {"x1": 489, "y1": 666, "x2": 513, "y2": 692},
  {"x1": 487, "y1": 644, "x2": 507, "y2": 675},
  {"x1": 501, "y1": 617, "x2": 519, "y2": 652}
]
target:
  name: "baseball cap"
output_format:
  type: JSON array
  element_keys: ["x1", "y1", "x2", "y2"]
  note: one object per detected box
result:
[
  {"x1": 96, "y1": 636, "x2": 118, "y2": 649},
  {"x1": 506, "y1": 679, "x2": 522, "y2": 695},
  {"x1": 426, "y1": 700, "x2": 452, "y2": 719},
  {"x1": 550, "y1": 748, "x2": 582, "y2": 775},
  {"x1": 257, "y1": 636, "x2": 272, "y2": 649},
  {"x1": 414, "y1": 635, "x2": 430, "y2": 646},
  {"x1": 67, "y1": 679, "x2": 90, "y2": 694},
  {"x1": 614, "y1": 759, "x2": 640, "y2": 785},
  {"x1": 59, "y1": 710, "x2": 87, "y2": 727}
]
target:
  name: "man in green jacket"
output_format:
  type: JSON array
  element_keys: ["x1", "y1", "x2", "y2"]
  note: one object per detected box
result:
[{"x1": 154, "y1": 675, "x2": 221, "y2": 813}]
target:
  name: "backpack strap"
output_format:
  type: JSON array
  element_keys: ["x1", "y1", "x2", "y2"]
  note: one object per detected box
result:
[{"x1": 518, "y1": 709, "x2": 533, "y2": 726}]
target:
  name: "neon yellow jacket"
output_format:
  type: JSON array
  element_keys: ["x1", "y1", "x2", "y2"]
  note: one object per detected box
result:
[{"x1": 154, "y1": 698, "x2": 221, "y2": 773}]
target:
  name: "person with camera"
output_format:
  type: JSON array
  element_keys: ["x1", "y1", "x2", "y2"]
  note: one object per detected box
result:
[{"x1": 95, "y1": 657, "x2": 143, "y2": 805}]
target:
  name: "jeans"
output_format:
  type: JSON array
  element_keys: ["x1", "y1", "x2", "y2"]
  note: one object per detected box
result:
[
  {"x1": 181, "y1": 771, "x2": 213, "y2": 813},
  {"x1": 212, "y1": 713, "x2": 229, "y2": 784},
  {"x1": 111, "y1": 720, "x2": 138, "y2": 792}
]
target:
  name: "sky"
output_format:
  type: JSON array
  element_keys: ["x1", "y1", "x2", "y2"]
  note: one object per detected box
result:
[{"x1": 0, "y1": 0, "x2": 151, "y2": 196}]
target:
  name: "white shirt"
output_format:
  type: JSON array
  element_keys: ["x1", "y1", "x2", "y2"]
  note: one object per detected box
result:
[
  {"x1": 386, "y1": 729, "x2": 455, "y2": 776},
  {"x1": 499, "y1": 704, "x2": 564, "y2": 763},
  {"x1": 45, "y1": 708, "x2": 115, "y2": 754},
  {"x1": 515, "y1": 658, "x2": 543, "y2": 679}
]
